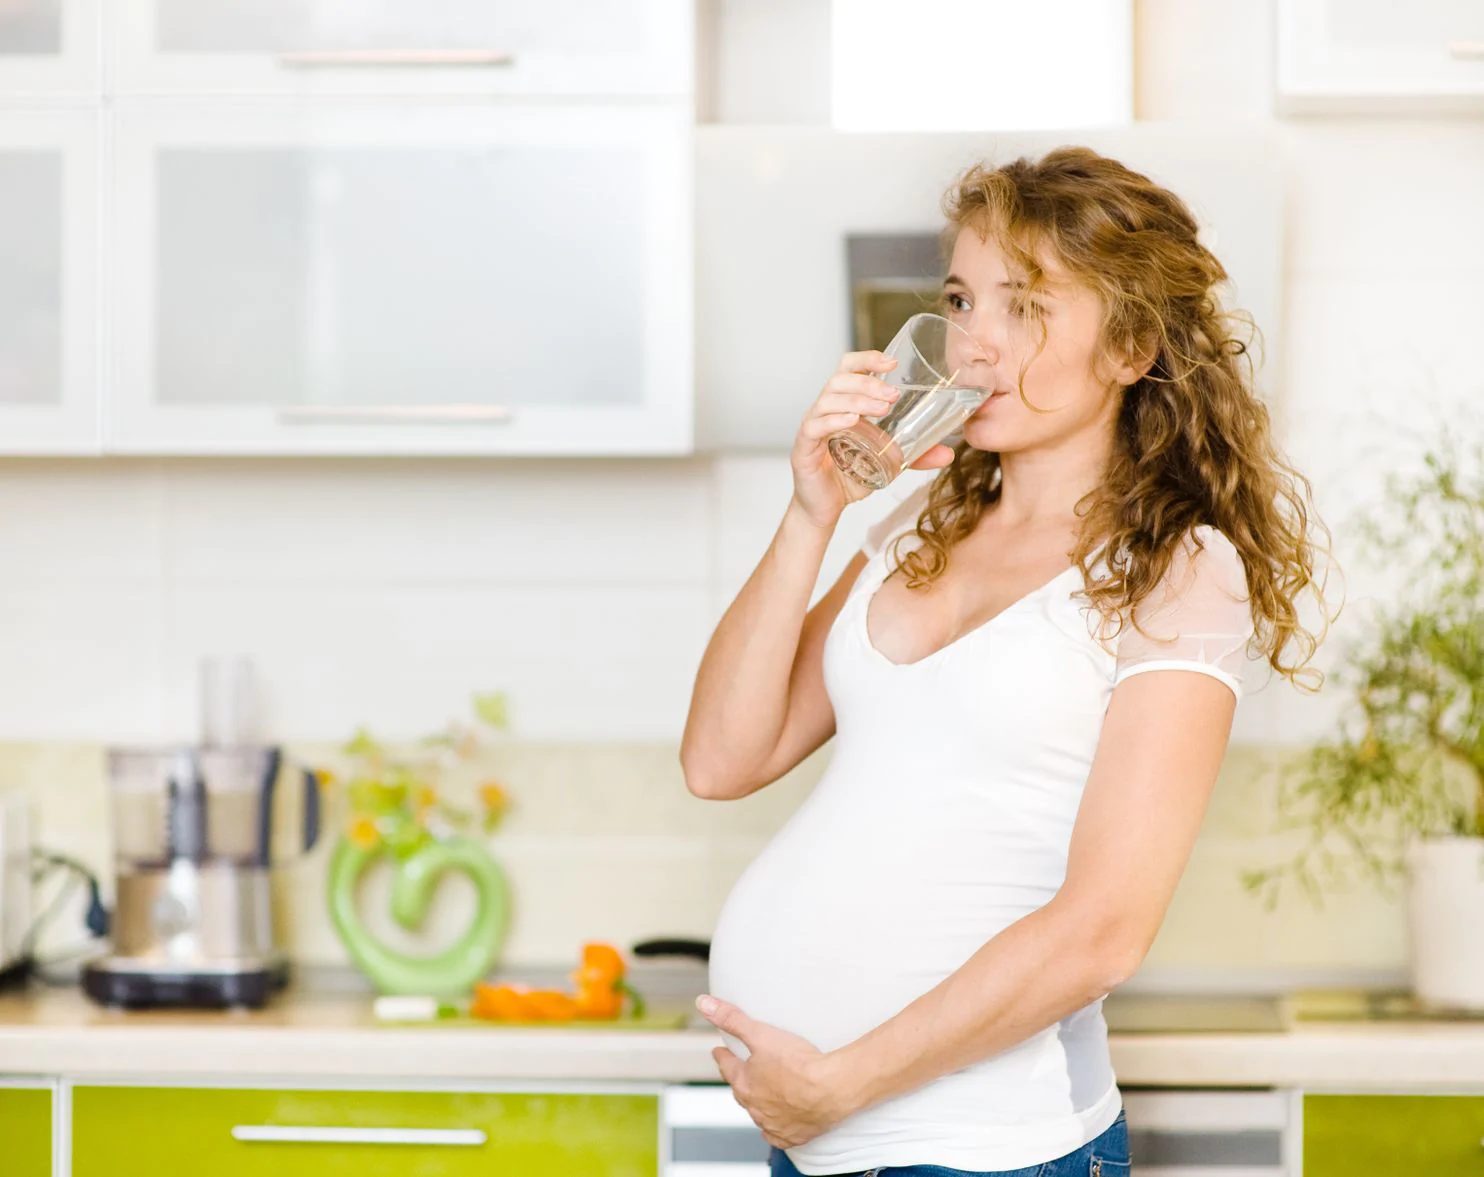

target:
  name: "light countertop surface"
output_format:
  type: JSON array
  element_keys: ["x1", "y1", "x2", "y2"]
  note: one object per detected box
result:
[{"x1": 1, "y1": 988, "x2": 1482, "y2": 1089}]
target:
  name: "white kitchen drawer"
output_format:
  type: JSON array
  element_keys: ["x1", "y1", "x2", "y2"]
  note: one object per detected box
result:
[{"x1": 110, "y1": 0, "x2": 694, "y2": 97}]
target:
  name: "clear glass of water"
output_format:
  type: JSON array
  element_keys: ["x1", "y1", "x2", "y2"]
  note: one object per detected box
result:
[{"x1": 827, "y1": 312, "x2": 995, "y2": 492}]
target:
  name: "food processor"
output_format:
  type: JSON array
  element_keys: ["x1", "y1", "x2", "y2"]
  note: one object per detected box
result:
[{"x1": 81, "y1": 745, "x2": 319, "y2": 1008}]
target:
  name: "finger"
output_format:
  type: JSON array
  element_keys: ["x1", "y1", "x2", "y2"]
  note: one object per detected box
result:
[
  {"x1": 815, "y1": 389, "x2": 895, "y2": 418},
  {"x1": 800, "y1": 412, "x2": 861, "y2": 440},
  {"x1": 822, "y1": 373, "x2": 900, "y2": 402},
  {"x1": 908, "y1": 443, "x2": 956, "y2": 469},
  {"x1": 696, "y1": 995, "x2": 760, "y2": 1047},
  {"x1": 836, "y1": 350, "x2": 898, "y2": 375},
  {"x1": 711, "y1": 1046, "x2": 742, "y2": 1086}
]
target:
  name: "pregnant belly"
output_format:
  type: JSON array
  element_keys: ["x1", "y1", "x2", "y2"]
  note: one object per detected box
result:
[{"x1": 706, "y1": 808, "x2": 1059, "y2": 1060}]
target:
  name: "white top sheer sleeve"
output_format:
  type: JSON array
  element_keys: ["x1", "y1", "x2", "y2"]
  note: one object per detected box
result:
[
  {"x1": 1112, "y1": 525, "x2": 1256, "y2": 700},
  {"x1": 860, "y1": 482, "x2": 931, "y2": 560}
]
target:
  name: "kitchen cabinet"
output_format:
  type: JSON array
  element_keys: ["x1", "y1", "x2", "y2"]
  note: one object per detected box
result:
[
  {"x1": 2, "y1": 0, "x2": 695, "y2": 456},
  {"x1": 0, "y1": 107, "x2": 101, "y2": 454},
  {"x1": 108, "y1": 101, "x2": 692, "y2": 455},
  {"x1": 0, "y1": 1080, "x2": 54, "y2": 1176},
  {"x1": 111, "y1": 0, "x2": 693, "y2": 98},
  {"x1": 1303, "y1": 1093, "x2": 1484, "y2": 1175},
  {"x1": 72, "y1": 1083, "x2": 660, "y2": 1177},
  {"x1": 1278, "y1": 0, "x2": 1484, "y2": 110},
  {"x1": 0, "y1": 0, "x2": 100, "y2": 94},
  {"x1": 830, "y1": 0, "x2": 1131, "y2": 132}
]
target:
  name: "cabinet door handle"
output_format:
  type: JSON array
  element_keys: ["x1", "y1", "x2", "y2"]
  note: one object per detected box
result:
[
  {"x1": 279, "y1": 49, "x2": 516, "y2": 68},
  {"x1": 232, "y1": 1125, "x2": 487, "y2": 1146},
  {"x1": 277, "y1": 405, "x2": 514, "y2": 426},
  {"x1": 1448, "y1": 40, "x2": 1484, "y2": 59}
]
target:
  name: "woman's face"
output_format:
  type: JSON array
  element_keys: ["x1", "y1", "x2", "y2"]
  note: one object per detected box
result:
[{"x1": 941, "y1": 227, "x2": 1136, "y2": 454}]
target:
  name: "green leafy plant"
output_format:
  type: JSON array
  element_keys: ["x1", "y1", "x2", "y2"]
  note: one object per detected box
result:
[
  {"x1": 1242, "y1": 430, "x2": 1484, "y2": 908},
  {"x1": 321, "y1": 691, "x2": 514, "y2": 857}
]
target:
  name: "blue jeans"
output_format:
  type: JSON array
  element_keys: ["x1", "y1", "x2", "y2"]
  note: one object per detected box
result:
[{"x1": 768, "y1": 1107, "x2": 1130, "y2": 1177}]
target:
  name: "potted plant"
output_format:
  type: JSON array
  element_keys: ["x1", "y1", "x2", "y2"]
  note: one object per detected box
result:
[{"x1": 1242, "y1": 429, "x2": 1484, "y2": 1011}]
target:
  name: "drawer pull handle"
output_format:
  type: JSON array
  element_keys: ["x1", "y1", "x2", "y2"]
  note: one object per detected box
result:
[
  {"x1": 232, "y1": 1126, "x2": 487, "y2": 1146},
  {"x1": 1449, "y1": 40, "x2": 1484, "y2": 59},
  {"x1": 279, "y1": 49, "x2": 516, "y2": 68},
  {"x1": 278, "y1": 405, "x2": 514, "y2": 426}
]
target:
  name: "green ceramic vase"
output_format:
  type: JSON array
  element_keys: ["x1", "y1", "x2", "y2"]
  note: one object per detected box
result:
[{"x1": 328, "y1": 835, "x2": 510, "y2": 996}]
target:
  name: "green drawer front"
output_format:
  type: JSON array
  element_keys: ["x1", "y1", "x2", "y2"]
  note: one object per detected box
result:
[
  {"x1": 73, "y1": 1086, "x2": 657, "y2": 1177},
  {"x1": 1304, "y1": 1093, "x2": 1484, "y2": 1176},
  {"x1": 0, "y1": 1086, "x2": 52, "y2": 1177}
]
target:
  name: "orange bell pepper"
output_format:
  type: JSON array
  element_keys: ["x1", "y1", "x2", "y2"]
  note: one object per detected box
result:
[
  {"x1": 580, "y1": 942, "x2": 625, "y2": 981},
  {"x1": 471, "y1": 941, "x2": 646, "y2": 1023},
  {"x1": 523, "y1": 989, "x2": 579, "y2": 1021},
  {"x1": 470, "y1": 982, "x2": 523, "y2": 1021},
  {"x1": 573, "y1": 984, "x2": 623, "y2": 1019}
]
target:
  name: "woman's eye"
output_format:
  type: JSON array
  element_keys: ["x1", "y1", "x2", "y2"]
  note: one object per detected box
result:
[{"x1": 945, "y1": 292, "x2": 970, "y2": 312}]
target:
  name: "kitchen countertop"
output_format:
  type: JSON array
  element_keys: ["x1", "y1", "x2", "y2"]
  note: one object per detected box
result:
[{"x1": 2, "y1": 988, "x2": 1483, "y2": 1088}]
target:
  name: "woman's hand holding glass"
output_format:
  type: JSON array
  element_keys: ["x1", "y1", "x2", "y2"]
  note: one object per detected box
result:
[{"x1": 790, "y1": 351, "x2": 957, "y2": 530}]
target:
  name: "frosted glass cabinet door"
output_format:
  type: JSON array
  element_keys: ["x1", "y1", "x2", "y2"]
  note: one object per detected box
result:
[
  {"x1": 112, "y1": 0, "x2": 693, "y2": 96},
  {"x1": 0, "y1": 110, "x2": 100, "y2": 453},
  {"x1": 109, "y1": 103, "x2": 692, "y2": 455},
  {"x1": 0, "y1": 0, "x2": 100, "y2": 93},
  {"x1": 1279, "y1": 0, "x2": 1484, "y2": 106}
]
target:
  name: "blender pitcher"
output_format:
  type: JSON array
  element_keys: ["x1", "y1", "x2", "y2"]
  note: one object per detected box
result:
[{"x1": 82, "y1": 745, "x2": 320, "y2": 1009}]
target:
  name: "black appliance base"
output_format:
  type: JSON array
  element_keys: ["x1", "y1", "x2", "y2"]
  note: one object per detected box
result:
[{"x1": 82, "y1": 962, "x2": 286, "y2": 1010}]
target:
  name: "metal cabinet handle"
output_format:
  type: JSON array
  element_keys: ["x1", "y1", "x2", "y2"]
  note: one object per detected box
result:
[
  {"x1": 232, "y1": 1125, "x2": 486, "y2": 1146},
  {"x1": 1448, "y1": 41, "x2": 1484, "y2": 60},
  {"x1": 279, "y1": 49, "x2": 516, "y2": 67},
  {"x1": 277, "y1": 405, "x2": 514, "y2": 426}
]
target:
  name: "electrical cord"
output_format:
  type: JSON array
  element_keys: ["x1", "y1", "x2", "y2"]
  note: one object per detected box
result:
[{"x1": 12, "y1": 850, "x2": 110, "y2": 984}]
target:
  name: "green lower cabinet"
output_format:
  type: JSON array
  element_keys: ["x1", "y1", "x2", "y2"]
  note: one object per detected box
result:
[
  {"x1": 1304, "y1": 1093, "x2": 1484, "y2": 1175},
  {"x1": 0, "y1": 1085, "x2": 52, "y2": 1177},
  {"x1": 72, "y1": 1086, "x2": 658, "y2": 1177}
]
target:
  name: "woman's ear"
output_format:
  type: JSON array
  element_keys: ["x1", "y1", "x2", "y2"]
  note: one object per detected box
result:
[{"x1": 1110, "y1": 336, "x2": 1158, "y2": 389}]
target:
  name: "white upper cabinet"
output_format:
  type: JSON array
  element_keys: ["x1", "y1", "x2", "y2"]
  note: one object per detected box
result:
[
  {"x1": 0, "y1": 0, "x2": 100, "y2": 93},
  {"x1": 830, "y1": 0, "x2": 1131, "y2": 132},
  {"x1": 112, "y1": 0, "x2": 694, "y2": 97},
  {"x1": 108, "y1": 102, "x2": 692, "y2": 455},
  {"x1": 1278, "y1": 0, "x2": 1484, "y2": 110},
  {"x1": 0, "y1": 109, "x2": 99, "y2": 453}
]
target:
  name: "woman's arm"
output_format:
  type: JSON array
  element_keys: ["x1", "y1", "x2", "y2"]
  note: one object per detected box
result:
[{"x1": 680, "y1": 500, "x2": 844, "y2": 800}]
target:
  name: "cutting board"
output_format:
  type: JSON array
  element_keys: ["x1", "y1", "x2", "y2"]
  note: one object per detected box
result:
[{"x1": 380, "y1": 1007, "x2": 695, "y2": 1031}]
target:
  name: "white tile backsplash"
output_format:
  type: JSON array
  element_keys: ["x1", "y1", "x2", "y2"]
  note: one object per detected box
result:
[
  {"x1": 157, "y1": 581, "x2": 714, "y2": 743},
  {"x1": 159, "y1": 458, "x2": 714, "y2": 587},
  {"x1": 0, "y1": 583, "x2": 166, "y2": 739}
]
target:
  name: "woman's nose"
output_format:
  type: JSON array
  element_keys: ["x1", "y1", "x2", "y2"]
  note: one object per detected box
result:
[
  {"x1": 964, "y1": 330, "x2": 1000, "y2": 371},
  {"x1": 963, "y1": 314, "x2": 1003, "y2": 367}
]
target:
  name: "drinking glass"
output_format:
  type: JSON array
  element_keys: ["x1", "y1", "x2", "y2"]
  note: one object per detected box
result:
[{"x1": 827, "y1": 312, "x2": 994, "y2": 491}]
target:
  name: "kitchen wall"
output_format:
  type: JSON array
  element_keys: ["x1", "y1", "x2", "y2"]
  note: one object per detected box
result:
[{"x1": 3, "y1": 0, "x2": 1480, "y2": 980}]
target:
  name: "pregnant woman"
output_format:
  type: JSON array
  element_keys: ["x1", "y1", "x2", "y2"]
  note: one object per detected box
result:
[{"x1": 680, "y1": 147, "x2": 1331, "y2": 1177}]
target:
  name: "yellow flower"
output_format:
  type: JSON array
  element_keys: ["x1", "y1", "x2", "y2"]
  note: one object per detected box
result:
[
  {"x1": 478, "y1": 780, "x2": 510, "y2": 812},
  {"x1": 415, "y1": 785, "x2": 438, "y2": 809},
  {"x1": 348, "y1": 815, "x2": 381, "y2": 850}
]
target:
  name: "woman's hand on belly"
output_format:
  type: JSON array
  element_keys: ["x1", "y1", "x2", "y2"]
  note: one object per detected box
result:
[{"x1": 696, "y1": 994, "x2": 861, "y2": 1149}]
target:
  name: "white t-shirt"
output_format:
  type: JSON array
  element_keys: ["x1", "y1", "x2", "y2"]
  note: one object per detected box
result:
[{"x1": 706, "y1": 484, "x2": 1255, "y2": 1174}]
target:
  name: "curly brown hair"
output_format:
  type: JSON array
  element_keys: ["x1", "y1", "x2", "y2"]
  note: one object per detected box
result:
[{"x1": 889, "y1": 146, "x2": 1334, "y2": 689}]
